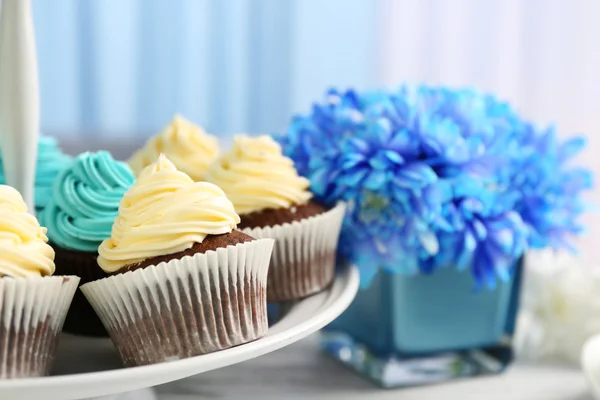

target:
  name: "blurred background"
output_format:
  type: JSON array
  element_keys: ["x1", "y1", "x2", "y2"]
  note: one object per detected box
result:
[{"x1": 25, "y1": 0, "x2": 600, "y2": 259}]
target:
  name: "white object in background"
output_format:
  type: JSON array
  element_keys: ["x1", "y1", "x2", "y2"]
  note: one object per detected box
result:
[
  {"x1": 582, "y1": 334, "x2": 600, "y2": 399},
  {"x1": 514, "y1": 250, "x2": 600, "y2": 365},
  {"x1": 0, "y1": 0, "x2": 39, "y2": 211},
  {"x1": 0, "y1": 266, "x2": 359, "y2": 400}
]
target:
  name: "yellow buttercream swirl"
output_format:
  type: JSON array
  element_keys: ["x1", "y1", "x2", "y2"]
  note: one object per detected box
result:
[
  {"x1": 128, "y1": 114, "x2": 219, "y2": 181},
  {"x1": 98, "y1": 154, "x2": 240, "y2": 273},
  {"x1": 206, "y1": 135, "x2": 312, "y2": 215},
  {"x1": 0, "y1": 185, "x2": 55, "y2": 277}
]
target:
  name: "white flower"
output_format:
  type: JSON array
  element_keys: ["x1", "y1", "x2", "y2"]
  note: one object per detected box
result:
[{"x1": 515, "y1": 250, "x2": 600, "y2": 365}]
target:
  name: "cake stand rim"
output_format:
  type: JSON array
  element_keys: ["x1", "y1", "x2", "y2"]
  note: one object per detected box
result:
[{"x1": 0, "y1": 266, "x2": 359, "y2": 400}]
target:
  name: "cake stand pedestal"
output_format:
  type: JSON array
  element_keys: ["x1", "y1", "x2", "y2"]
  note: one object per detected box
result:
[{"x1": 0, "y1": 267, "x2": 359, "y2": 400}]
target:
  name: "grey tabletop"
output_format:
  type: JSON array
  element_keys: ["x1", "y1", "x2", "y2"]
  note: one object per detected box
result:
[{"x1": 154, "y1": 335, "x2": 591, "y2": 400}]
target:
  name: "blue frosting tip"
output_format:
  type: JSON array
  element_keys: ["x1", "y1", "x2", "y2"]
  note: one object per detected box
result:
[{"x1": 39, "y1": 151, "x2": 134, "y2": 253}]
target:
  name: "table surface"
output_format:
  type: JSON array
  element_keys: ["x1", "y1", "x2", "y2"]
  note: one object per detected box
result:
[{"x1": 154, "y1": 335, "x2": 592, "y2": 400}]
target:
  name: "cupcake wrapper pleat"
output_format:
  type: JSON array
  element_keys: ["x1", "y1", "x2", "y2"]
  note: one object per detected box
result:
[
  {"x1": 80, "y1": 238, "x2": 274, "y2": 367},
  {"x1": 242, "y1": 202, "x2": 345, "y2": 302},
  {"x1": 53, "y1": 247, "x2": 108, "y2": 336},
  {"x1": 0, "y1": 276, "x2": 80, "y2": 378}
]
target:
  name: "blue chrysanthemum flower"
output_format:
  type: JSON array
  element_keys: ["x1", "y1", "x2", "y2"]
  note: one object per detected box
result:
[
  {"x1": 277, "y1": 86, "x2": 592, "y2": 289},
  {"x1": 507, "y1": 125, "x2": 593, "y2": 250}
]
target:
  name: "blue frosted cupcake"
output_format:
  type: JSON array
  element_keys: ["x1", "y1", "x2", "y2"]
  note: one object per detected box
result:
[
  {"x1": 40, "y1": 151, "x2": 134, "y2": 336},
  {"x1": 0, "y1": 135, "x2": 72, "y2": 212}
]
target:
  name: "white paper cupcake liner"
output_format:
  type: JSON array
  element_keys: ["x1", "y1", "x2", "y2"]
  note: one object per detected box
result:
[
  {"x1": 81, "y1": 238, "x2": 274, "y2": 367},
  {"x1": 241, "y1": 202, "x2": 346, "y2": 302},
  {"x1": 0, "y1": 275, "x2": 80, "y2": 379}
]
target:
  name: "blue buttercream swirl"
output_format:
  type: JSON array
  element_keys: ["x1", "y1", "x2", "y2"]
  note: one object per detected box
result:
[
  {"x1": 40, "y1": 151, "x2": 135, "y2": 252},
  {"x1": 0, "y1": 135, "x2": 72, "y2": 210}
]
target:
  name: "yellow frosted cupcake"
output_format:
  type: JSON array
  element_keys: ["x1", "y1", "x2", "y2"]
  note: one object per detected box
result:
[
  {"x1": 128, "y1": 114, "x2": 219, "y2": 181},
  {"x1": 81, "y1": 155, "x2": 273, "y2": 367},
  {"x1": 0, "y1": 185, "x2": 79, "y2": 379},
  {"x1": 206, "y1": 135, "x2": 345, "y2": 302}
]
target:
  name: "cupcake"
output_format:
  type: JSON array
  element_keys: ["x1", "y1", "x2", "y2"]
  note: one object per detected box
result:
[
  {"x1": 0, "y1": 185, "x2": 79, "y2": 379},
  {"x1": 128, "y1": 114, "x2": 219, "y2": 181},
  {"x1": 39, "y1": 151, "x2": 135, "y2": 336},
  {"x1": 80, "y1": 154, "x2": 273, "y2": 367},
  {"x1": 0, "y1": 135, "x2": 72, "y2": 213},
  {"x1": 205, "y1": 135, "x2": 345, "y2": 302}
]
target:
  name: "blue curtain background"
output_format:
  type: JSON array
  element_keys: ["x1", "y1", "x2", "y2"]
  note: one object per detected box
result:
[{"x1": 31, "y1": 0, "x2": 381, "y2": 139}]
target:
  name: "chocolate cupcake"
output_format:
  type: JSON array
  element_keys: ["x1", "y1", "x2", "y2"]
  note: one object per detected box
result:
[
  {"x1": 80, "y1": 155, "x2": 273, "y2": 367},
  {"x1": 206, "y1": 135, "x2": 345, "y2": 302},
  {"x1": 39, "y1": 151, "x2": 135, "y2": 336},
  {"x1": 128, "y1": 114, "x2": 219, "y2": 181},
  {"x1": 0, "y1": 185, "x2": 79, "y2": 379}
]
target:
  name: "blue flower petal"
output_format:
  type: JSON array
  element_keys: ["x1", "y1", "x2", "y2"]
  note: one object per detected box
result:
[
  {"x1": 383, "y1": 150, "x2": 405, "y2": 165},
  {"x1": 340, "y1": 167, "x2": 369, "y2": 187},
  {"x1": 559, "y1": 136, "x2": 586, "y2": 161},
  {"x1": 277, "y1": 85, "x2": 592, "y2": 289},
  {"x1": 369, "y1": 153, "x2": 393, "y2": 170},
  {"x1": 364, "y1": 170, "x2": 388, "y2": 190}
]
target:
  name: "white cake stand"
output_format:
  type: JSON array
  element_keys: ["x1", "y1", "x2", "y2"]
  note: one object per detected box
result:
[
  {"x1": 0, "y1": 266, "x2": 359, "y2": 400},
  {"x1": 0, "y1": 1, "x2": 360, "y2": 399}
]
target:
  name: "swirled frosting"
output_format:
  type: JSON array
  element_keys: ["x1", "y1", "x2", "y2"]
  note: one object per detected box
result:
[
  {"x1": 40, "y1": 151, "x2": 135, "y2": 252},
  {"x1": 0, "y1": 185, "x2": 55, "y2": 277},
  {"x1": 205, "y1": 135, "x2": 312, "y2": 215},
  {"x1": 128, "y1": 115, "x2": 219, "y2": 181},
  {"x1": 0, "y1": 135, "x2": 72, "y2": 210},
  {"x1": 98, "y1": 154, "x2": 240, "y2": 273}
]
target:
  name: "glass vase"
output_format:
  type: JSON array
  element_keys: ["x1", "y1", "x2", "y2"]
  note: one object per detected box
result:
[{"x1": 320, "y1": 259, "x2": 523, "y2": 387}]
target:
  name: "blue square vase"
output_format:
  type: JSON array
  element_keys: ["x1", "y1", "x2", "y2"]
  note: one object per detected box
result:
[{"x1": 321, "y1": 260, "x2": 522, "y2": 387}]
